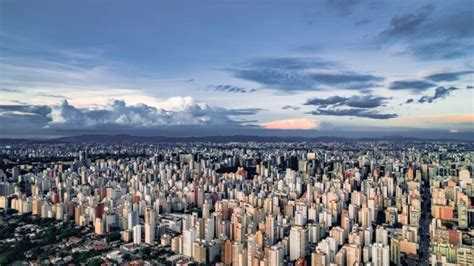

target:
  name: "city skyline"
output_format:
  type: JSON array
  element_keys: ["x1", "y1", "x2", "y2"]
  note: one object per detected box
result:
[
  {"x1": 0, "y1": 139, "x2": 472, "y2": 264},
  {"x1": 0, "y1": 2, "x2": 473, "y2": 264},
  {"x1": 0, "y1": 0, "x2": 473, "y2": 138}
]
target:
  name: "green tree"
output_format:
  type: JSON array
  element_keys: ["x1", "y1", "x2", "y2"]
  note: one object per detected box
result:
[{"x1": 88, "y1": 257, "x2": 104, "y2": 266}]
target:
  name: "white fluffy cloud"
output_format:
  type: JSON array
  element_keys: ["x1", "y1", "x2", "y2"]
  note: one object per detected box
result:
[{"x1": 1, "y1": 96, "x2": 261, "y2": 130}]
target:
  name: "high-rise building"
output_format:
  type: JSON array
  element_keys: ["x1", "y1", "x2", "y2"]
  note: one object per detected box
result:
[
  {"x1": 358, "y1": 206, "x2": 372, "y2": 228},
  {"x1": 371, "y1": 243, "x2": 389, "y2": 266},
  {"x1": 144, "y1": 208, "x2": 155, "y2": 224},
  {"x1": 95, "y1": 217, "x2": 104, "y2": 235},
  {"x1": 232, "y1": 242, "x2": 244, "y2": 266},
  {"x1": 247, "y1": 234, "x2": 256, "y2": 264},
  {"x1": 375, "y1": 226, "x2": 388, "y2": 245},
  {"x1": 457, "y1": 246, "x2": 474, "y2": 266},
  {"x1": 133, "y1": 224, "x2": 142, "y2": 245},
  {"x1": 203, "y1": 200, "x2": 211, "y2": 219},
  {"x1": 335, "y1": 247, "x2": 346, "y2": 266},
  {"x1": 128, "y1": 210, "x2": 138, "y2": 230},
  {"x1": 311, "y1": 250, "x2": 327, "y2": 266},
  {"x1": 289, "y1": 226, "x2": 308, "y2": 261},
  {"x1": 183, "y1": 228, "x2": 197, "y2": 257},
  {"x1": 205, "y1": 217, "x2": 215, "y2": 241},
  {"x1": 458, "y1": 200, "x2": 468, "y2": 229},
  {"x1": 193, "y1": 241, "x2": 207, "y2": 264},
  {"x1": 145, "y1": 223, "x2": 155, "y2": 244},
  {"x1": 390, "y1": 237, "x2": 400, "y2": 264},
  {"x1": 222, "y1": 239, "x2": 233, "y2": 265},
  {"x1": 346, "y1": 244, "x2": 361, "y2": 266},
  {"x1": 269, "y1": 244, "x2": 284, "y2": 266},
  {"x1": 265, "y1": 215, "x2": 276, "y2": 245}
]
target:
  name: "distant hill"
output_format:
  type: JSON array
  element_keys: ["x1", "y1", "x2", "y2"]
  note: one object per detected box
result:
[
  {"x1": 54, "y1": 134, "x2": 352, "y2": 144},
  {"x1": 0, "y1": 134, "x2": 471, "y2": 145}
]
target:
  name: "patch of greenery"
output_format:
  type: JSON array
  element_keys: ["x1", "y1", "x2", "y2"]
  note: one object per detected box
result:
[
  {"x1": 106, "y1": 231, "x2": 121, "y2": 243},
  {"x1": 71, "y1": 250, "x2": 101, "y2": 264},
  {"x1": 0, "y1": 239, "x2": 33, "y2": 265},
  {"x1": 0, "y1": 224, "x2": 15, "y2": 240},
  {"x1": 88, "y1": 257, "x2": 104, "y2": 266},
  {"x1": 140, "y1": 246, "x2": 151, "y2": 259}
]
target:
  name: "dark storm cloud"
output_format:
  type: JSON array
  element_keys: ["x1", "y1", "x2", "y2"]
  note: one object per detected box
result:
[
  {"x1": 417, "y1": 86, "x2": 459, "y2": 103},
  {"x1": 389, "y1": 80, "x2": 436, "y2": 92},
  {"x1": 305, "y1": 95, "x2": 389, "y2": 108},
  {"x1": 425, "y1": 71, "x2": 474, "y2": 82},
  {"x1": 229, "y1": 57, "x2": 383, "y2": 92},
  {"x1": 308, "y1": 108, "x2": 397, "y2": 119},
  {"x1": 211, "y1": 85, "x2": 256, "y2": 93}
]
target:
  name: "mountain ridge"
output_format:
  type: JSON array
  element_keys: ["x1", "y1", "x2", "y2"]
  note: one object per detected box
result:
[{"x1": 0, "y1": 134, "x2": 471, "y2": 144}]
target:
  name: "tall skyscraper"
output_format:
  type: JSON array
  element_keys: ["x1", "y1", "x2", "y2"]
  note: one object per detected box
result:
[
  {"x1": 371, "y1": 243, "x2": 389, "y2": 266},
  {"x1": 133, "y1": 224, "x2": 142, "y2": 245},
  {"x1": 183, "y1": 228, "x2": 197, "y2": 257},
  {"x1": 289, "y1": 226, "x2": 308, "y2": 261}
]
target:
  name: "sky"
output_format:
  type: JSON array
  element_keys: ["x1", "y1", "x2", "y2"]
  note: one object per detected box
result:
[{"x1": 0, "y1": 0, "x2": 473, "y2": 138}]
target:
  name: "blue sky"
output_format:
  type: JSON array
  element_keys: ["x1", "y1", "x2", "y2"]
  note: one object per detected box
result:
[{"x1": 0, "y1": 0, "x2": 473, "y2": 138}]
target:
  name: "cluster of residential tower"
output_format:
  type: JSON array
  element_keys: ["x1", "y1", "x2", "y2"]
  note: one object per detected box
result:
[{"x1": 0, "y1": 141, "x2": 473, "y2": 265}]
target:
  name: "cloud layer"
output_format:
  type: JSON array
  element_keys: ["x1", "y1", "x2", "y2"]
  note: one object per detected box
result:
[
  {"x1": 282, "y1": 105, "x2": 300, "y2": 111},
  {"x1": 211, "y1": 85, "x2": 256, "y2": 93},
  {"x1": 417, "y1": 86, "x2": 459, "y2": 104},
  {"x1": 0, "y1": 97, "x2": 262, "y2": 132},
  {"x1": 389, "y1": 80, "x2": 435, "y2": 92},
  {"x1": 305, "y1": 95, "x2": 390, "y2": 108},
  {"x1": 390, "y1": 69, "x2": 472, "y2": 100},
  {"x1": 380, "y1": 4, "x2": 433, "y2": 39},
  {"x1": 304, "y1": 95, "x2": 396, "y2": 120},
  {"x1": 379, "y1": 4, "x2": 474, "y2": 60},
  {"x1": 424, "y1": 71, "x2": 474, "y2": 82},
  {"x1": 308, "y1": 108, "x2": 398, "y2": 120},
  {"x1": 228, "y1": 57, "x2": 383, "y2": 92}
]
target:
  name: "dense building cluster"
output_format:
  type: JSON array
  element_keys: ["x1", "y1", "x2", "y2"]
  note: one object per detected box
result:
[{"x1": 0, "y1": 140, "x2": 473, "y2": 265}]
